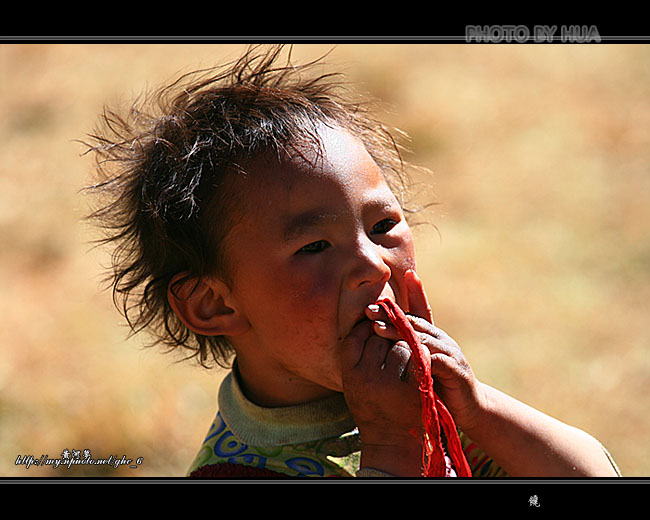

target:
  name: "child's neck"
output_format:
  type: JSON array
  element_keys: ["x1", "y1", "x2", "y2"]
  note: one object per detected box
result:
[{"x1": 234, "y1": 358, "x2": 339, "y2": 408}]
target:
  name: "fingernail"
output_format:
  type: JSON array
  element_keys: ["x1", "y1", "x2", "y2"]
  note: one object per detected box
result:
[
  {"x1": 374, "y1": 320, "x2": 386, "y2": 330},
  {"x1": 367, "y1": 304, "x2": 380, "y2": 313}
]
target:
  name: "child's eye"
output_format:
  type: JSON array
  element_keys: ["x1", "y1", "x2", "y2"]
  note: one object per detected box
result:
[
  {"x1": 370, "y1": 218, "x2": 398, "y2": 235},
  {"x1": 297, "y1": 240, "x2": 330, "y2": 254}
]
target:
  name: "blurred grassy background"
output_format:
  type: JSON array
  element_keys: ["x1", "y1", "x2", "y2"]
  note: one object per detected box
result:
[{"x1": 1, "y1": 43, "x2": 648, "y2": 477}]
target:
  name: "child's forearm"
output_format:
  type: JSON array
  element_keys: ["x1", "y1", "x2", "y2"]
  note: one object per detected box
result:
[{"x1": 461, "y1": 382, "x2": 620, "y2": 477}]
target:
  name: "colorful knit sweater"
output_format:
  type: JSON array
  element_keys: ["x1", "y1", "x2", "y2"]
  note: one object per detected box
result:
[{"x1": 186, "y1": 368, "x2": 508, "y2": 478}]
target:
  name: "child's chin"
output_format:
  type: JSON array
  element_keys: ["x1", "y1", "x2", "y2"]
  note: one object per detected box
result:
[{"x1": 328, "y1": 379, "x2": 345, "y2": 395}]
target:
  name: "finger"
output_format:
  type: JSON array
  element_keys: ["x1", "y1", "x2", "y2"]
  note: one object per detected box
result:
[
  {"x1": 407, "y1": 315, "x2": 443, "y2": 338},
  {"x1": 429, "y1": 352, "x2": 467, "y2": 384},
  {"x1": 368, "y1": 303, "x2": 438, "y2": 345},
  {"x1": 382, "y1": 341, "x2": 414, "y2": 382},
  {"x1": 417, "y1": 333, "x2": 456, "y2": 358},
  {"x1": 358, "y1": 333, "x2": 394, "y2": 370},
  {"x1": 372, "y1": 319, "x2": 450, "y2": 363},
  {"x1": 405, "y1": 269, "x2": 434, "y2": 324},
  {"x1": 372, "y1": 319, "x2": 404, "y2": 342},
  {"x1": 366, "y1": 304, "x2": 403, "y2": 341},
  {"x1": 340, "y1": 320, "x2": 373, "y2": 371}
]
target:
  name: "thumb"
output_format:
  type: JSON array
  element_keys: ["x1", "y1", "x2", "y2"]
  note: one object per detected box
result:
[{"x1": 339, "y1": 320, "x2": 372, "y2": 373}]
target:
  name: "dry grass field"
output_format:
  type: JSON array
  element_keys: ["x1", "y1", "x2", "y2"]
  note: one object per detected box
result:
[{"x1": 1, "y1": 42, "x2": 648, "y2": 478}]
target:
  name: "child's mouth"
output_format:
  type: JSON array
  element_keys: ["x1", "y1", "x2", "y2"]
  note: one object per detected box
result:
[
  {"x1": 347, "y1": 313, "x2": 370, "y2": 335},
  {"x1": 354, "y1": 315, "x2": 370, "y2": 327},
  {"x1": 347, "y1": 293, "x2": 396, "y2": 335}
]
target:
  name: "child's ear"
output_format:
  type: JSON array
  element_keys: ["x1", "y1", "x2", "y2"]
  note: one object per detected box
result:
[{"x1": 167, "y1": 273, "x2": 249, "y2": 337}]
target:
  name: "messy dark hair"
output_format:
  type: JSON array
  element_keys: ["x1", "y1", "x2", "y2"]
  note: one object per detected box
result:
[{"x1": 83, "y1": 44, "x2": 422, "y2": 369}]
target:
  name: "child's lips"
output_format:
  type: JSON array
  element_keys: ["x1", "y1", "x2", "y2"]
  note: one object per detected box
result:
[
  {"x1": 354, "y1": 315, "x2": 370, "y2": 327},
  {"x1": 346, "y1": 312, "x2": 370, "y2": 336},
  {"x1": 345, "y1": 292, "x2": 397, "y2": 336},
  {"x1": 350, "y1": 297, "x2": 394, "y2": 330},
  {"x1": 342, "y1": 316, "x2": 372, "y2": 345}
]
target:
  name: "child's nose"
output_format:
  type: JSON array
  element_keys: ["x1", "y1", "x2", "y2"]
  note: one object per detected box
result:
[{"x1": 347, "y1": 238, "x2": 391, "y2": 289}]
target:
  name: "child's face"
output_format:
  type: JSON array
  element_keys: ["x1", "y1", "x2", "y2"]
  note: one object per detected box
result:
[{"x1": 224, "y1": 125, "x2": 417, "y2": 403}]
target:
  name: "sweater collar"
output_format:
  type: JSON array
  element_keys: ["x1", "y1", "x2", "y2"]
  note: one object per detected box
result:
[{"x1": 218, "y1": 364, "x2": 357, "y2": 446}]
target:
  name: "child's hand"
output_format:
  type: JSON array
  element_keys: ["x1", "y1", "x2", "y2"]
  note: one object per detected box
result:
[
  {"x1": 366, "y1": 269, "x2": 483, "y2": 433},
  {"x1": 340, "y1": 305, "x2": 427, "y2": 476},
  {"x1": 339, "y1": 269, "x2": 483, "y2": 475}
]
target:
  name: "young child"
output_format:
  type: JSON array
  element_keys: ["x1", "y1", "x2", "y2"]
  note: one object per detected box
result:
[{"x1": 85, "y1": 45, "x2": 621, "y2": 478}]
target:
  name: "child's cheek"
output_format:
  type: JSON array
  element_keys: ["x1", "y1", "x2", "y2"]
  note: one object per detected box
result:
[
  {"x1": 395, "y1": 246, "x2": 417, "y2": 275},
  {"x1": 286, "y1": 273, "x2": 343, "y2": 349},
  {"x1": 387, "y1": 232, "x2": 418, "y2": 306},
  {"x1": 288, "y1": 268, "x2": 338, "y2": 313}
]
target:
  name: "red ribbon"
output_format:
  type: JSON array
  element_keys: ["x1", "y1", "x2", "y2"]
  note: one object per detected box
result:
[{"x1": 377, "y1": 298, "x2": 472, "y2": 477}]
